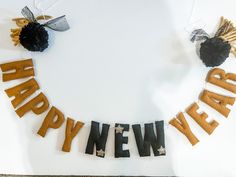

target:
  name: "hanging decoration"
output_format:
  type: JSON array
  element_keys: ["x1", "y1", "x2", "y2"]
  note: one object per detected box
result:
[
  {"x1": 1, "y1": 57, "x2": 236, "y2": 156},
  {"x1": 191, "y1": 17, "x2": 236, "y2": 67},
  {"x1": 10, "y1": 6, "x2": 70, "y2": 52},
  {"x1": 1, "y1": 4, "x2": 236, "y2": 158}
]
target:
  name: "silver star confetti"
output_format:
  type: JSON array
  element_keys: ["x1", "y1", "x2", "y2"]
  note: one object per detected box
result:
[
  {"x1": 115, "y1": 124, "x2": 124, "y2": 134},
  {"x1": 157, "y1": 146, "x2": 166, "y2": 155}
]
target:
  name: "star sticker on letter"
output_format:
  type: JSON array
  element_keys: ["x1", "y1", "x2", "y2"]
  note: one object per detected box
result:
[
  {"x1": 115, "y1": 124, "x2": 124, "y2": 134},
  {"x1": 96, "y1": 149, "x2": 105, "y2": 157},
  {"x1": 157, "y1": 146, "x2": 166, "y2": 155}
]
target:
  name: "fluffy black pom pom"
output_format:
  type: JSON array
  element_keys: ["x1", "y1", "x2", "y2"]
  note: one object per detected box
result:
[
  {"x1": 19, "y1": 22, "x2": 49, "y2": 52},
  {"x1": 200, "y1": 37, "x2": 231, "y2": 67}
]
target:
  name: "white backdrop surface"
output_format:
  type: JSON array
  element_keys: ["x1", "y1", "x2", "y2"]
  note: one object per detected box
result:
[{"x1": 0, "y1": 0, "x2": 236, "y2": 176}]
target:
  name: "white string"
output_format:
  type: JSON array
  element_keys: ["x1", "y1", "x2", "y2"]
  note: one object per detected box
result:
[
  {"x1": 184, "y1": 0, "x2": 197, "y2": 33},
  {"x1": 33, "y1": 0, "x2": 59, "y2": 20},
  {"x1": 33, "y1": 0, "x2": 60, "y2": 12},
  {"x1": 186, "y1": 0, "x2": 197, "y2": 25},
  {"x1": 33, "y1": 0, "x2": 44, "y2": 20},
  {"x1": 184, "y1": 0, "x2": 206, "y2": 34}
]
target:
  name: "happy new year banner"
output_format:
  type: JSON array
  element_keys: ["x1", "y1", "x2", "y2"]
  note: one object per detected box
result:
[{"x1": 1, "y1": 58, "x2": 236, "y2": 158}]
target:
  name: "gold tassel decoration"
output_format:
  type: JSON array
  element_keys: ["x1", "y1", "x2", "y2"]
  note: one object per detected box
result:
[{"x1": 216, "y1": 17, "x2": 236, "y2": 56}]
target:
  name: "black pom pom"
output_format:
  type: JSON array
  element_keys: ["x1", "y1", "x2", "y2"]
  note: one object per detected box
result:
[
  {"x1": 19, "y1": 22, "x2": 49, "y2": 52},
  {"x1": 200, "y1": 37, "x2": 231, "y2": 67}
]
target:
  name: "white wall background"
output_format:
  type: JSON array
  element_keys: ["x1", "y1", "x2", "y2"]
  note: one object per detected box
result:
[{"x1": 0, "y1": 0, "x2": 236, "y2": 176}]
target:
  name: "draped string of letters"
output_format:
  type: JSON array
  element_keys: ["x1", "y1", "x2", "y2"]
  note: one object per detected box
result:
[{"x1": 1, "y1": 58, "x2": 236, "y2": 158}]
